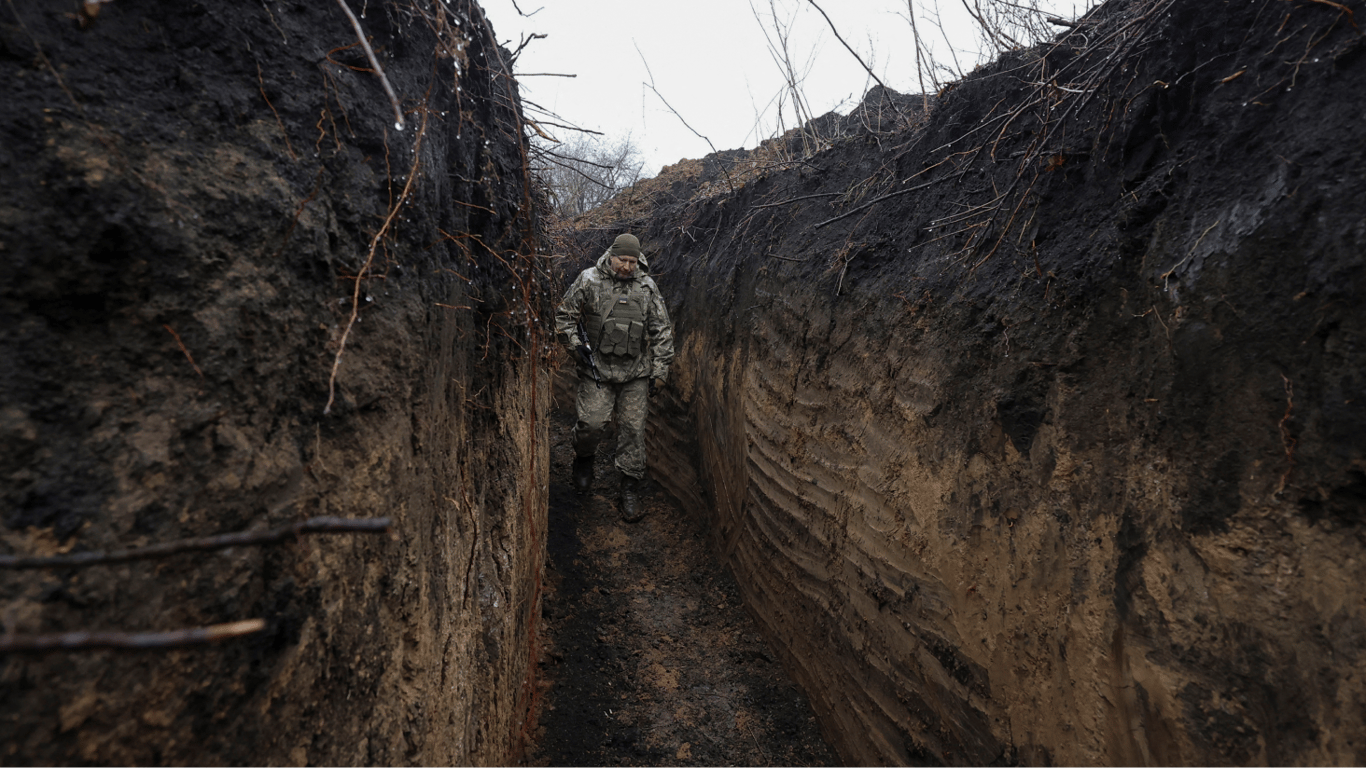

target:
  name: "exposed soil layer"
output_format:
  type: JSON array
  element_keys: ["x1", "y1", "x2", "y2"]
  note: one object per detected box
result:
[
  {"x1": 1, "y1": 1, "x2": 548, "y2": 763},
  {"x1": 573, "y1": 0, "x2": 1366, "y2": 764},
  {"x1": 525, "y1": 383, "x2": 838, "y2": 766}
]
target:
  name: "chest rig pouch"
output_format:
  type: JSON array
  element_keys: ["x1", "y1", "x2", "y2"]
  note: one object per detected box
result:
[{"x1": 598, "y1": 292, "x2": 646, "y2": 357}]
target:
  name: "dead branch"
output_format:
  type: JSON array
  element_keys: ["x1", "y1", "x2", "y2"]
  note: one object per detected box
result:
[
  {"x1": 643, "y1": 80, "x2": 734, "y2": 194},
  {"x1": 638, "y1": 84, "x2": 711, "y2": 155},
  {"x1": 256, "y1": 60, "x2": 298, "y2": 160},
  {"x1": 520, "y1": 112, "x2": 604, "y2": 137},
  {"x1": 510, "y1": 31, "x2": 546, "y2": 62},
  {"x1": 804, "y1": 0, "x2": 904, "y2": 122},
  {"x1": 535, "y1": 146, "x2": 617, "y2": 173},
  {"x1": 749, "y1": 192, "x2": 843, "y2": 210},
  {"x1": 0, "y1": 619, "x2": 266, "y2": 654},
  {"x1": 959, "y1": 0, "x2": 1022, "y2": 50},
  {"x1": 0, "y1": 517, "x2": 392, "y2": 570},
  {"x1": 1296, "y1": 0, "x2": 1356, "y2": 27},
  {"x1": 333, "y1": 0, "x2": 406, "y2": 129},
  {"x1": 752, "y1": 0, "x2": 824, "y2": 155},
  {"x1": 634, "y1": 41, "x2": 736, "y2": 194},
  {"x1": 1161, "y1": 219, "x2": 1221, "y2": 289},
  {"x1": 814, "y1": 174, "x2": 959, "y2": 228}
]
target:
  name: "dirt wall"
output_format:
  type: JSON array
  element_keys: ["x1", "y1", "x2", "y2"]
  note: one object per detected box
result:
[
  {"x1": 0, "y1": 1, "x2": 548, "y2": 764},
  {"x1": 595, "y1": 0, "x2": 1366, "y2": 764}
]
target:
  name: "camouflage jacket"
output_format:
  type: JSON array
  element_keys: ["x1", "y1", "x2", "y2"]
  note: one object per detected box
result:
[{"x1": 554, "y1": 251, "x2": 675, "y2": 384}]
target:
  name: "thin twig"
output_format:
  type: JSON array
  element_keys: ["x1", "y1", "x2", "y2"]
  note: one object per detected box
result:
[
  {"x1": 5, "y1": 0, "x2": 85, "y2": 116},
  {"x1": 804, "y1": 0, "x2": 904, "y2": 121},
  {"x1": 1161, "y1": 219, "x2": 1221, "y2": 289},
  {"x1": 256, "y1": 60, "x2": 298, "y2": 160},
  {"x1": 1297, "y1": 0, "x2": 1356, "y2": 27},
  {"x1": 333, "y1": 0, "x2": 405, "y2": 129},
  {"x1": 0, "y1": 517, "x2": 392, "y2": 570},
  {"x1": 814, "y1": 174, "x2": 956, "y2": 229},
  {"x1": 510, "y1": 31, "x2": 546, "y2": 62},
  {"x1": 162, "y1": 324, "x2": 205, "y2": 379},
  {"x1": 749, "y1": 192, "x2": 842, "y2": 210},
  {"x1": 0, "y1": 619, "x2": 266, "y2": 653},
  {"x1": 325, "y1": 108, "x2": 429, "y2": 414},
  {"x1": 634, "y1": 41, "x2": 736, "y2": 194}
]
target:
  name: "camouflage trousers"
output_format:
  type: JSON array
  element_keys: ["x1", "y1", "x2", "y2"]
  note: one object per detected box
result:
[{"x1": 573, "y1": 375, "x2": 650, "y2": 480}]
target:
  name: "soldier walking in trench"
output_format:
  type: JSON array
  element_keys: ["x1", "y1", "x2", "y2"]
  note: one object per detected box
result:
[{"x1": 555, "y1": 233, "x2": 675, "y2": 522}]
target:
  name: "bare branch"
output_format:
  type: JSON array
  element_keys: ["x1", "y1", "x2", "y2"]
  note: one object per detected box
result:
[
  {"x1": 631, "y1": 40, "x2": 736, "y2": 195},
  {"x1": 525, "y1": 116, "x2": 604, "y2": 136},
  {"x1": 749, "y1": 192, "x2": 843, "y2": 210},
  {"x1": 0, "y1": 517, "x2": 393, "y2": 570},
  {"x1": 510, "y1": 31, "x2": 546, "y2": 62},
  {"x1": 641, "y1": 82, "x2": 718, "y2": 157},
  {"x1": 815, "y1": 174, "x2": 959, "y2": 229},
  {"x1": 532, "y1": 132, "x2": 646, "y2": 217},
  {"x1": 0, "y1": 619, "x2": 267, "y2": 654},
  {"x1": 803, "y1": 0, "x2": 904, "y2": 121},
  {"x1": 333, "y1": 0, "x2": 405, "y2": 129},
  {"x1": 535, "y1": 147, "x2": 617, "y2": 172}
]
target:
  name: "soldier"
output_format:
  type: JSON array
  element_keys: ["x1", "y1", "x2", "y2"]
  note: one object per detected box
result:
[{"x1": 554, "y1": 233, "x2": 675, "y2": 522}]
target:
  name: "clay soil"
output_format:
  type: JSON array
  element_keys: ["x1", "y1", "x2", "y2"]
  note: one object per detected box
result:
[{"x1": 524, "y1": 403, "x2": 838, "y2": 766}]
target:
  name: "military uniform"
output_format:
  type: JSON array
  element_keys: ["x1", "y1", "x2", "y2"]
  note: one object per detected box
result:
[{"x1": 554, "y1": 239, "x2": 674, "y2": 504}]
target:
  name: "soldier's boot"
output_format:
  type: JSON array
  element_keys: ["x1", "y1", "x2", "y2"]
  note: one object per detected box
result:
[
  {"x1": 572, "y1": 455, "x2": 594, "y2": 493},
  {"x1": 620, "y1": 476, "x2": 645, "y2": 523}
]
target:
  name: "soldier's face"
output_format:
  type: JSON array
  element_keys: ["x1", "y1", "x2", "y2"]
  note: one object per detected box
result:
[{"x1": 610, "y1": 254, "x2": 638, "y2": 277}]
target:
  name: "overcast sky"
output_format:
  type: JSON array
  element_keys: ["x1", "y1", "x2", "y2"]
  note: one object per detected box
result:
[{"x1": 480, "y1": 0, "x2": 1091, "y2": 176}]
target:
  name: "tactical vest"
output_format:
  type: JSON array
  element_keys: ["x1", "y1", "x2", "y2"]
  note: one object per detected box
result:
[{"x1": 588, "y1": 288, "x2": 648, "y2": 358}]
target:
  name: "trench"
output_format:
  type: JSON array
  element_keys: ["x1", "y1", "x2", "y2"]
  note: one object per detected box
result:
[
  {"x1": 536, "y1": 1, "x2": 1366, "y2": 764},
  {"x1": 525, "y1": 398, "x2": 838, "y2": 766},
  {"x1": 3, "y1": 0, "x2": 1366, "y2": 764}
]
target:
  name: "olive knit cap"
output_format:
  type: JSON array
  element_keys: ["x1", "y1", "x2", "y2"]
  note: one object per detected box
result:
[{"x1": 609, "y1": 233, "x2": 641, "y2": 258}]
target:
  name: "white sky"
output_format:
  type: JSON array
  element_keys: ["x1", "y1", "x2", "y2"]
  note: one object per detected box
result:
[{"x1": 480, "y1": 0, "x2": 1089, "y2": 176}]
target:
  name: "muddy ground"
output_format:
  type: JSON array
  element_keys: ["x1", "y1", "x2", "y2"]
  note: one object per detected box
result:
[{"x1": 524, "y1": 396, "x2": 837, "y2": 766}]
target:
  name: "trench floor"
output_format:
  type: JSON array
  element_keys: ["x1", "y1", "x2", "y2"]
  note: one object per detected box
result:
[{"x1": 523, "y1": 409, "x2": 838, "y2": 766}]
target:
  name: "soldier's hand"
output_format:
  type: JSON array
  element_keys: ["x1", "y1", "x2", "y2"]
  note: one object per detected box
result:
[
  {"x1": 649, "y1": 378, "x2": 660, "y2": 398},
  {"x1": 575, "y1": 344, "x2": 593, "y2": 368}
]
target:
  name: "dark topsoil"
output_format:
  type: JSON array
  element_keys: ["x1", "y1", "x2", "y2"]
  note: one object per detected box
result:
[
  {"x1": 3, "y1": 0, "x2": 1365, "y2": 762},
  {"x1": 1, "y1": 1, "x2": 546, "y2": 763},
  {"x1": 568, "y1": 0, "x2": 1366, "y2": 763},
  {"x1": 590, "y1": 0, "x2": 1366, "y2": 541},
  {"x1": 525, "y1": 398, "x2": 838, "y2": 766}
]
